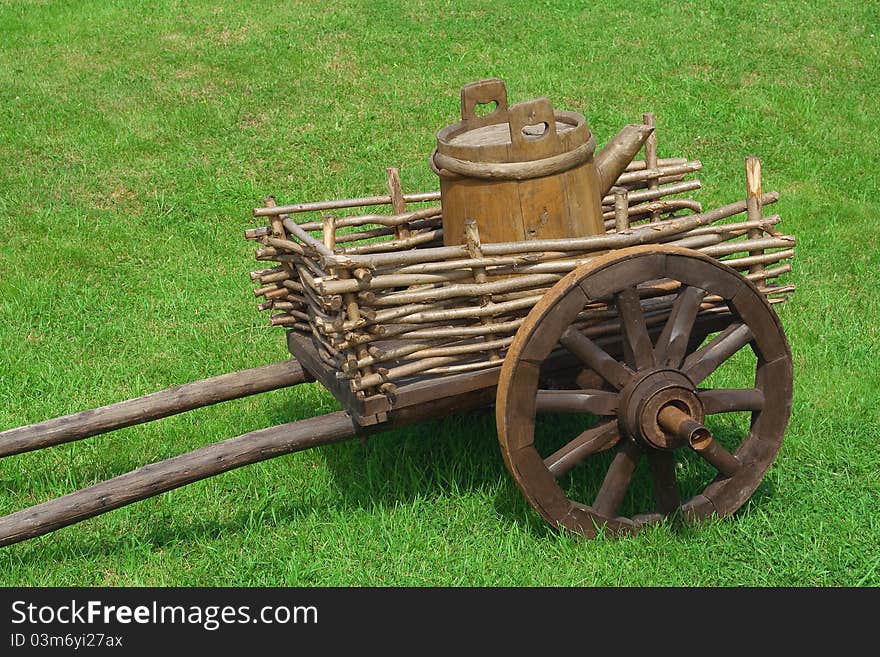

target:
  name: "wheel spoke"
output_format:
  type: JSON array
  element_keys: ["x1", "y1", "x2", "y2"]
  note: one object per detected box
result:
[
  {"x1": 616, "y1": 287, "x2": 656, "y2": 370},
  {"x1": 535, "y1": 389, "x2": 618, "y2": 416},
  {"x1": 648, "y1": 450, "x2": 680, "y2": 515},
  {"x1": 698, "y1": 388, "x2": 765, "y2": 414},
  {"x1": 560, "y1": 327, "x2": 634, "y2": 390},
  {"x1": 591, "y1": 439, "x2": 642, "y2": 518},
  {"x1": 683, "y1": 323, "x2": 753, "y2": 385},
  {"x1": 691, "y1": 439, "x2": 741, "y2": 477},
  {"x1": 654, "y1": 285, "x2": 707, "y2": 368},
  {"x1": 544, "y1": 420, "x2": 620, "y2": 478}
]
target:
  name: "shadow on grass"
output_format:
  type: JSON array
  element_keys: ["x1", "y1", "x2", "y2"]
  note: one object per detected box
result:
[
  {"x1": 317, "y1": 405, "x2": 551, "y2": 531},
  {"x1": 163, "y1": 403, "x2": 558, "y2": 551}
]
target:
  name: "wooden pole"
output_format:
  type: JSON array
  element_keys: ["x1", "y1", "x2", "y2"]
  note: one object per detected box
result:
[
  {"x1": 341, "y1": 228, "x2": 443, "y2": 254},
  {"x1": 600, "y1": 179, "x2": 701, "y2": 206},
  {"x1": 296, "y1": 205, "x2": 442, "y2": 231},
  {"x1": 698, "y1": 235, "x2": 795, "y2": 258},
  {"x1": 332, "y1": 217, "x2": 441, "y2": 245},
  {"x1": 465, "y1": 219, "x2": 501, "y2": 362},
  {"x1": 745, "y1": 156, "x2": 765, "y2": 275},
  {"x1": 0, "y1": 411, "x2": 359, "y2": 547},
  {"x1": 602, "y1": 199, "x2": 702, "y2": 223},
  {"x1": 264, "y1": 197, "x2": 300, "y2": 318},
  {"x1": 323, "y1": 192, "x2": 779, "y2": 270},
  {"x1": 720, "y1": 248, "x2": 795, "y2": 270},
  {"x1": 386, "y1": 166, "x2": 410, "y2": 239},
  {"x1": 323, "y1": 215, "x2": 375, "y2": 394},
  {"x1": 614, "y1": 160, "x2": 701, "y2": 186},
  {"x1": 265, "y1": 196, "x2": 284, "y2": 239},
  {"x1": 642, "y1": 113, "x2": 661, "y2": 222},
  {"x1": 253, "y1": 191, "x2": 441, "y2": 217},
  {"x1": 624, "y1": 156, "x2": 687, "y2": 172},
  {"x1": 0, "y1": 360, "x2": 313, "y2": 458},
  {"x1": 612, "y1": 186, "x2": 629, "y2": 232}
]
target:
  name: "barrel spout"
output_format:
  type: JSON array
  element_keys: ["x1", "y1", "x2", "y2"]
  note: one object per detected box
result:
[{"x1": 594, "y1": 123, "x2": 655, "y2": 196}]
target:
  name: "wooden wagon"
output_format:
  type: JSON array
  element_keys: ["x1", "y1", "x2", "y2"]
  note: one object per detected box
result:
[{"x1": 0, "y1": 81, "x2": 795, "y2": 545}]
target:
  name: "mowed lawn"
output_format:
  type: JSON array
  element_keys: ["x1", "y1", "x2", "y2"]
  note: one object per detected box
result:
[{"x1": 0, "y1": 0, "x2": 878, "y2": 586}]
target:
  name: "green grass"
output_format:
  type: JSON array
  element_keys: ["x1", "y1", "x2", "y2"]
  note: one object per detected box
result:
[{"x1": 1, "y1": 0, "x2": 878, "y2": 586}]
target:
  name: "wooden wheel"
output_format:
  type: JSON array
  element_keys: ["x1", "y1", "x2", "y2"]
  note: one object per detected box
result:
[{"x1": 496, "y1": 245, "x2": 792, "y2": 537}]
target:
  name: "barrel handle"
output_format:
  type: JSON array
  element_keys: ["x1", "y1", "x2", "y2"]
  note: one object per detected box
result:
[
  {"x1": 508, "y1": 98, "x2": 561, "y2": 158},
  {"x1": 460, "y1": 78, "x2": 509, "y2": 126}
]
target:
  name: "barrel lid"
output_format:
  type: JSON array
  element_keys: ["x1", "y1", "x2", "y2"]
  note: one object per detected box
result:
[
  {"x1": 435, "y1": 78, "x2": 592, "y2": 165},
  {"x1": 448, "y1": 121, "x2": 578, "y2": 149}
]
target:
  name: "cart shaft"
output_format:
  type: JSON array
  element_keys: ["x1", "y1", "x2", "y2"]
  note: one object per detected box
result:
[
  {"x1": 0, "y1": 410, "x2": 358, "y2": 547},
  {"x1": 0, "y1": 359, "x2": 312, "y2": 458},
  {"x1": 0, "y1": 376, "x2": 497, "y2": 547}
]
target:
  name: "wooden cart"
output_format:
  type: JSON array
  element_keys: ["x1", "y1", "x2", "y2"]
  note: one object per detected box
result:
[{"x1": 0, "y1": 107, "x2": 795, "y2": 546}]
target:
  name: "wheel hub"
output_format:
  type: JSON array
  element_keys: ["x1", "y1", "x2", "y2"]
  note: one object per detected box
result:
[{"x1": 619, "y1": 369, "x2": 704, "y2": 450}]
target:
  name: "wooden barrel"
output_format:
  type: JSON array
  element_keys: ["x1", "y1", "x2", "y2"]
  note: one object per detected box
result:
[{"x1": 432, "y1": 78, "x2": 604, "y2": 246}]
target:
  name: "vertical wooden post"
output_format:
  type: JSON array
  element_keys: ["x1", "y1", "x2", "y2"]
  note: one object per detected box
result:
[
  {"x1": 264, "y1": 195, "x2": 295, "y2": 313},
  {"x1": 321, "y1": 215, "x2": 336, "y2": 252},
  {"x1": 642, "y1": 112, "x2": 660, "y2": 223},
  {"x1": 387, "y1": 167, "x2": 411, "y2": 239},
  {"x1": 745, "y1": 156, "x2": 765, "y2": 275},
  {"x1": 612, "y1": 186, "x2": 630, "y2": 232},
  {"x1": 320, "y1": 214, "x2": 349, "y2": 353},
  {"x1": 266, "y1": 195, "x2": 284, "y2": 238},
  {"x1": 324, "y1": 214, "x2": 377, "y2": 396},
  {"x1": 465, "y1": 219, "x2": 501, "y2": 362}
]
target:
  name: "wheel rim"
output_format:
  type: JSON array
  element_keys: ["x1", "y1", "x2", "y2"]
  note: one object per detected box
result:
[{"x1": 496, "y1": 245, "x2": 792, "y2": 538}]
